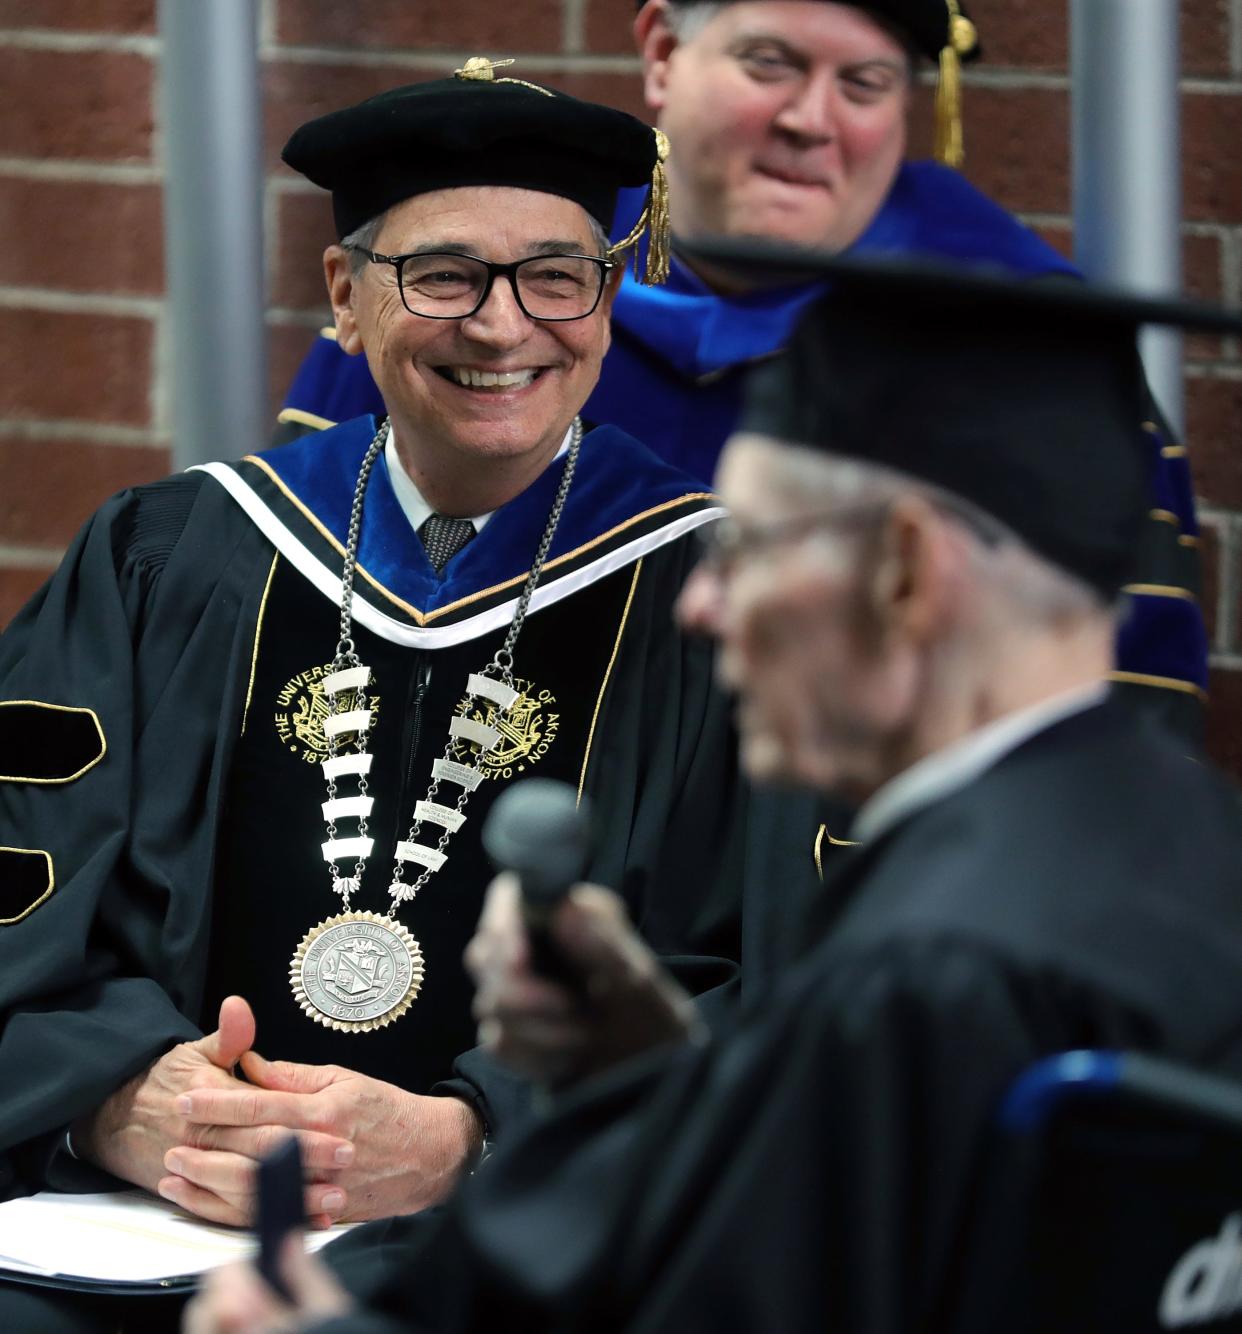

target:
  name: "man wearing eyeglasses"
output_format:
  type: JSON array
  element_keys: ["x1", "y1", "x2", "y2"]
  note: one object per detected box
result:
[
  {"x1": 277, "y1": 0, "x2": 1207, "y2": 745},
  {"x1": 0, "y1": 67, "x2": 762, "y2": 1329}
]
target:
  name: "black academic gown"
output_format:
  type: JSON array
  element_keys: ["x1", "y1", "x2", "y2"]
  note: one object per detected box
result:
[
  {"x1": 310, "y1": 700, "x2": 1242, "y2": 1334},
  {"x1": 0, "y1": 417, "x2": 784, "y2": 1205}
]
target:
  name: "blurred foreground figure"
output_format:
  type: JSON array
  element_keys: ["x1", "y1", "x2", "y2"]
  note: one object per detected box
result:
[
  {"x1": 278, "y1": 0, "x2": 1207, "y2": 732},
  {"x1": 187, "y1": 258, "x2": 1242, "y2": 1334}
]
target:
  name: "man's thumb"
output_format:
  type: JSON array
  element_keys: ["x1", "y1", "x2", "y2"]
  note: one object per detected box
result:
[{"x1": 200, "y1": 994, "x2": 256, "y2": 1071}]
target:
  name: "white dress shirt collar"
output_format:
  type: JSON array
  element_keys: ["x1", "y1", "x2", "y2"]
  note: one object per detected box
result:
[
  {"x1": 852, "y1": 681, "x2": 1110, "y2": 845},
  {"x1": 384, "y1": 424, "x2": 575, "y2": 537}
]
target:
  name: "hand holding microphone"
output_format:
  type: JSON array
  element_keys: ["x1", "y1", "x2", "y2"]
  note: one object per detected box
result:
[
  {"x1": 471, "y1": 780, "x2": 702, "y2": 1088},
  {"x1": 480, "y1": 778, "x2": 594, "y2": 988}
]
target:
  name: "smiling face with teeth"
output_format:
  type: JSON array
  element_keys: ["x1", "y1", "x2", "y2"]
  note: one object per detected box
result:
[{"x1": 324, "y1": 186, "x2": 620, "y2": 516}]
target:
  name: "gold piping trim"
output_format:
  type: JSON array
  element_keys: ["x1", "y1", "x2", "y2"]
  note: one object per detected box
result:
[
  {"x1": 245, "y1": 454, "x2": 423, "y2": 618},
  {"x1": 244, "y1": 453, "x2": 716, "y2": 626},
  {"x1": 1123, "y1": 583, "x2": 1196, "y2": 602},
  {"x1": 1162, "y1": 444, "x2": 1187, "y2": 459},
  {"x1": 318, "y1": 326, "x2": 337, "y2": 340},
  {"x1": 1178, "y1": 534, "x2": 1201, "y2": 548},
  {"x1": 276, "y1": 406, "x2": 337, "y2": 432},
  {"x1": 429, "y1": 494, "x2": 717, "y2": 622},
  {"x1": 1108, "y1": 670, "x2": 1207, "y2": 701},
  {"x1": 241, "y1": 552, "x2": 280, "y2": 736},
  {"x1": 0, "y1": 701, "x2": 106, "y2": 784},
  {"x1": 0, "y1": 848, "x2": 54, "y2": 924},
  {"x1": 1149, "y1": 508, "x2": 1180, "y2": 527},
  {"x1": 576, "y1": 560, "x2": 642, "y2": 805},
  {"x1": 813, "y1": 824, "x2": 858, "y2": 882}
]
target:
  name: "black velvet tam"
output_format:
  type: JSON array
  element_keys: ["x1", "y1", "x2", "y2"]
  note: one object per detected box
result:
[
  {"x1": 644, "y1": 0, "x2": 977, "y2": 62},
  {"x1": 282, "y1": 69, "x2": 660, "y2": 240},
  {"x1": 684, "y1": 238, "x2": 1242, "y2": 598}
]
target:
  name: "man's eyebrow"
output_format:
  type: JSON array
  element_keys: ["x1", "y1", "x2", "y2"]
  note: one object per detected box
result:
[
  {"x1": 527, "y1": 240, "x2": 597, "y2": 256},
  {"x1": 727, "y1": 30, "x2": 806, "y2": 60},
  {"x1": 398, "y1": 242, "x2": 475, "y2": 257},
  {"x1": 727, "y1": 30, "x2": 907, "y2": 72}
]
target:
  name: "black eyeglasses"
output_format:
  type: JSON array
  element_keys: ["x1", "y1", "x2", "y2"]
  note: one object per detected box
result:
[
  {"x1": 696, "y1": 495, "x2": 1008, "y2": 574},
  {"x1": 346, "y1": 247, "x2": 617, "y2": 322},
  {"x1": 695, "y1": 509, "x2": 882, "y2": 573}
]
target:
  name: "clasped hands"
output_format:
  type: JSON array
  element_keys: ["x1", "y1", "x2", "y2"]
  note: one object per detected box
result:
[
  {"x1": 185, "y1": 880, "x2": 700, "y2": 1333},
  {"x1": 72, "y1": 993, "x2": 482, "y2": 1229}
]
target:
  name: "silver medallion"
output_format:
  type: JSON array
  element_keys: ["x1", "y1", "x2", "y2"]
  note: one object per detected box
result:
[{"x1": 290, "y1": 911, "x2": 424, "y2": 1033}]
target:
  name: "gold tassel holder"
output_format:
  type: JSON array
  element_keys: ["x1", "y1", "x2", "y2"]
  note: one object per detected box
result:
[
  {"x1": 608, "y1": 128, "x2": 672, "y2": 286},
  {"x1": 933, "y1": 3, "x2": 978, "y2": 170}
]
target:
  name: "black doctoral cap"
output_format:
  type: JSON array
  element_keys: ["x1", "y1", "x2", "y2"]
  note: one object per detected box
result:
[
  {"x1": 642, "y1": 0, "x2": 978, "y2": 163},
  {"x1": 282, "y1": 56, "x2": 671, "y2": 283},
  {"x1": 683, "y1": 236, "x2": 1242, "y2": 598}
]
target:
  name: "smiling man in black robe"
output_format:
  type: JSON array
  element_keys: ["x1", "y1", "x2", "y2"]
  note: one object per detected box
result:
[
  {"x1": 188, "y1": 257, "x2": 1242, "y2": 1334},
  {"x1": 0, "y1": 59, "x2": 763, "y2": 1300}
]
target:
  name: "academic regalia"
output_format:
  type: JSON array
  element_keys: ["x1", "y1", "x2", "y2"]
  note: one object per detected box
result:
[
  {"x1": 304, "y1": 701, "x2": 1242, "y2": 1334},
  {"x1": 0, "y1": 419, "x2": 761, "y2": 1199},
  {"x1": 275, "y1": 163, "x2": 1207, "y2": 734}
]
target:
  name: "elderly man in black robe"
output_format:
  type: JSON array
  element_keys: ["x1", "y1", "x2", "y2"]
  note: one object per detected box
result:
[{"x1": 188, "y1": 258, "x2": 1242, "y2": 1334}]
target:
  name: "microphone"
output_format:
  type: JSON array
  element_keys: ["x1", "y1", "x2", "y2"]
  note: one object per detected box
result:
[{"x1": 482, "y1": 778, "x2": 593, "y2": 983}]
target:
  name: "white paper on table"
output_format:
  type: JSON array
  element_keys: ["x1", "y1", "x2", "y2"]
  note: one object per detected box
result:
[{"x1": 0, "y1": 1190, "x2": 353, "y2": 1284}]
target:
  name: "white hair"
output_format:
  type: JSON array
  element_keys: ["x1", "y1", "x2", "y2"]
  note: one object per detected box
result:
[
  {"x1": 772, "y1": 446, "x2": 1116, "y2": 630},
  {"x1": 664, "y1": 1, "x2": 728, "y2": 40}
]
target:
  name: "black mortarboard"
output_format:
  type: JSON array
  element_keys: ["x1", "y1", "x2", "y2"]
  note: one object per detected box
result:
[
  {"x1": 282, "y1": 57, "x2": 671, "y2": 282},
  {"x1": 682, "y1": 237, "x2": 1242, "y2": 597},
  {"x1": 645, "y1": 1, "x2": 979, "y2": 165}
]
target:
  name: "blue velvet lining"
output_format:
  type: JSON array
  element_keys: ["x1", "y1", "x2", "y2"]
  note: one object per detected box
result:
[
  {"x1": 253, "y1": 419, "x2": 712, "y2": 614},
  {"x1": 282, "y1": 161, "x2": 1077, "y2": 422},
  {"x1": 607, "y1": 161, "x2": 1077, "y2": 382}
]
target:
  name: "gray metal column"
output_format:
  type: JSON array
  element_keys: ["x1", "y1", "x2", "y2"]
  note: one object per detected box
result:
[
  {"x1": 159, "y1": 0, "x2": 267, "y2": 467},
  {"x1": 1071, "y1": 0, "x2": 1184, "y2": 435}
]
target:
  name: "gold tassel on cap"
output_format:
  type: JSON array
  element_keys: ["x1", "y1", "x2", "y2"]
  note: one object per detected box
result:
[
  {"x1": 608, "y1": 128, "x2": 672, "y2": 286},
  {"x1": 933, "y1": 1, "x2": 978, "y2": 170}
]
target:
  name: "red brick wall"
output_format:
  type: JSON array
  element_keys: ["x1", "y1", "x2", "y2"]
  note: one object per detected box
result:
[{"x1": 1, "y1": 0, "x2": 1240, "y2": 773}]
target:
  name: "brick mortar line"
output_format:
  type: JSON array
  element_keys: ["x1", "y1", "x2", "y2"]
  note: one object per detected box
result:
[
  {"x1": 0, "y1": 158, "x2": 159, "y2": 184},
  {"x1": 1014, "y1": 211, "x2": 1071, "y2": 229},
  {"x1": 266, "y1": 307, "x2": 330, "y2": 328},
  {"x1": 1180, "y1": 77, "x2": 1242, "y2": 94},
  {"x1": 563, "y1": 0, "x2": 588, "y2": 54},
  {"x1": 1184, "y1": 221, "x2": 1242, "y2": 240},
  {"x1": 1185, "y1": 362, "x2": 1242, "y2": 380},
  {"x1": 0, "y1": 288, "x2": 161, "y2": 317},
  {"x1": 0, "y1": 543, "x2": 67, "y2": 568},
  {"x1": 1231, "y1": 0, "x2": 1242, "y2": 77},
  {"x1": 1219, "y1": 230, "x2": 1242, "y2": 360},
  {"x1": 268, "y1": 175, "x2": 328, "y2": 195},
  {"x1": 259, "y1": 0, "x2": 277, "y2": 48},
  {"x1": 258, "y1": 45, "x2": 641, "y2": 73},
  {"x1": 1209, "y1": 652, "x2": 1242, "y2": 670},
  {"x1": 1202, "y1": 509, "x2": 1241, "y2": 654},
  {"x1": 0, "y1": 28, "x2": 157, "y2": 56},
  {"x1": 958, "y1": 69, "x2": 1068, "y2": 90},
  {"x1": 0, "y1": 420, "x2": 165, "y2": 447}
]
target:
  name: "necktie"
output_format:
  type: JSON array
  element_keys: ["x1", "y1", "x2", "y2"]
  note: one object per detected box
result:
[{"x1": 419, "y1": 513, "x2": 476, "y2": 573}]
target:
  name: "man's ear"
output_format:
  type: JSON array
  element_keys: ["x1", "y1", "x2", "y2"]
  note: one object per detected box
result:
[
  {"x1": 635, "y1": 1, "x2": 680, "y2": 113},
  {"x1": 868, "y1": 498, "x2": 951, "y2": 647},
  {"x1": 323, "y1": 245, "x2": 364, "y2": 356}
]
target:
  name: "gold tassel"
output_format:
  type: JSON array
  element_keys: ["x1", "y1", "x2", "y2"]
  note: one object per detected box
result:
[
  {"x1": 933, "y1": 4, "x2": 977, "y2": 170},
  {"x1": 608, "y1": 128, "x2": 672, "y2": 286}
]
